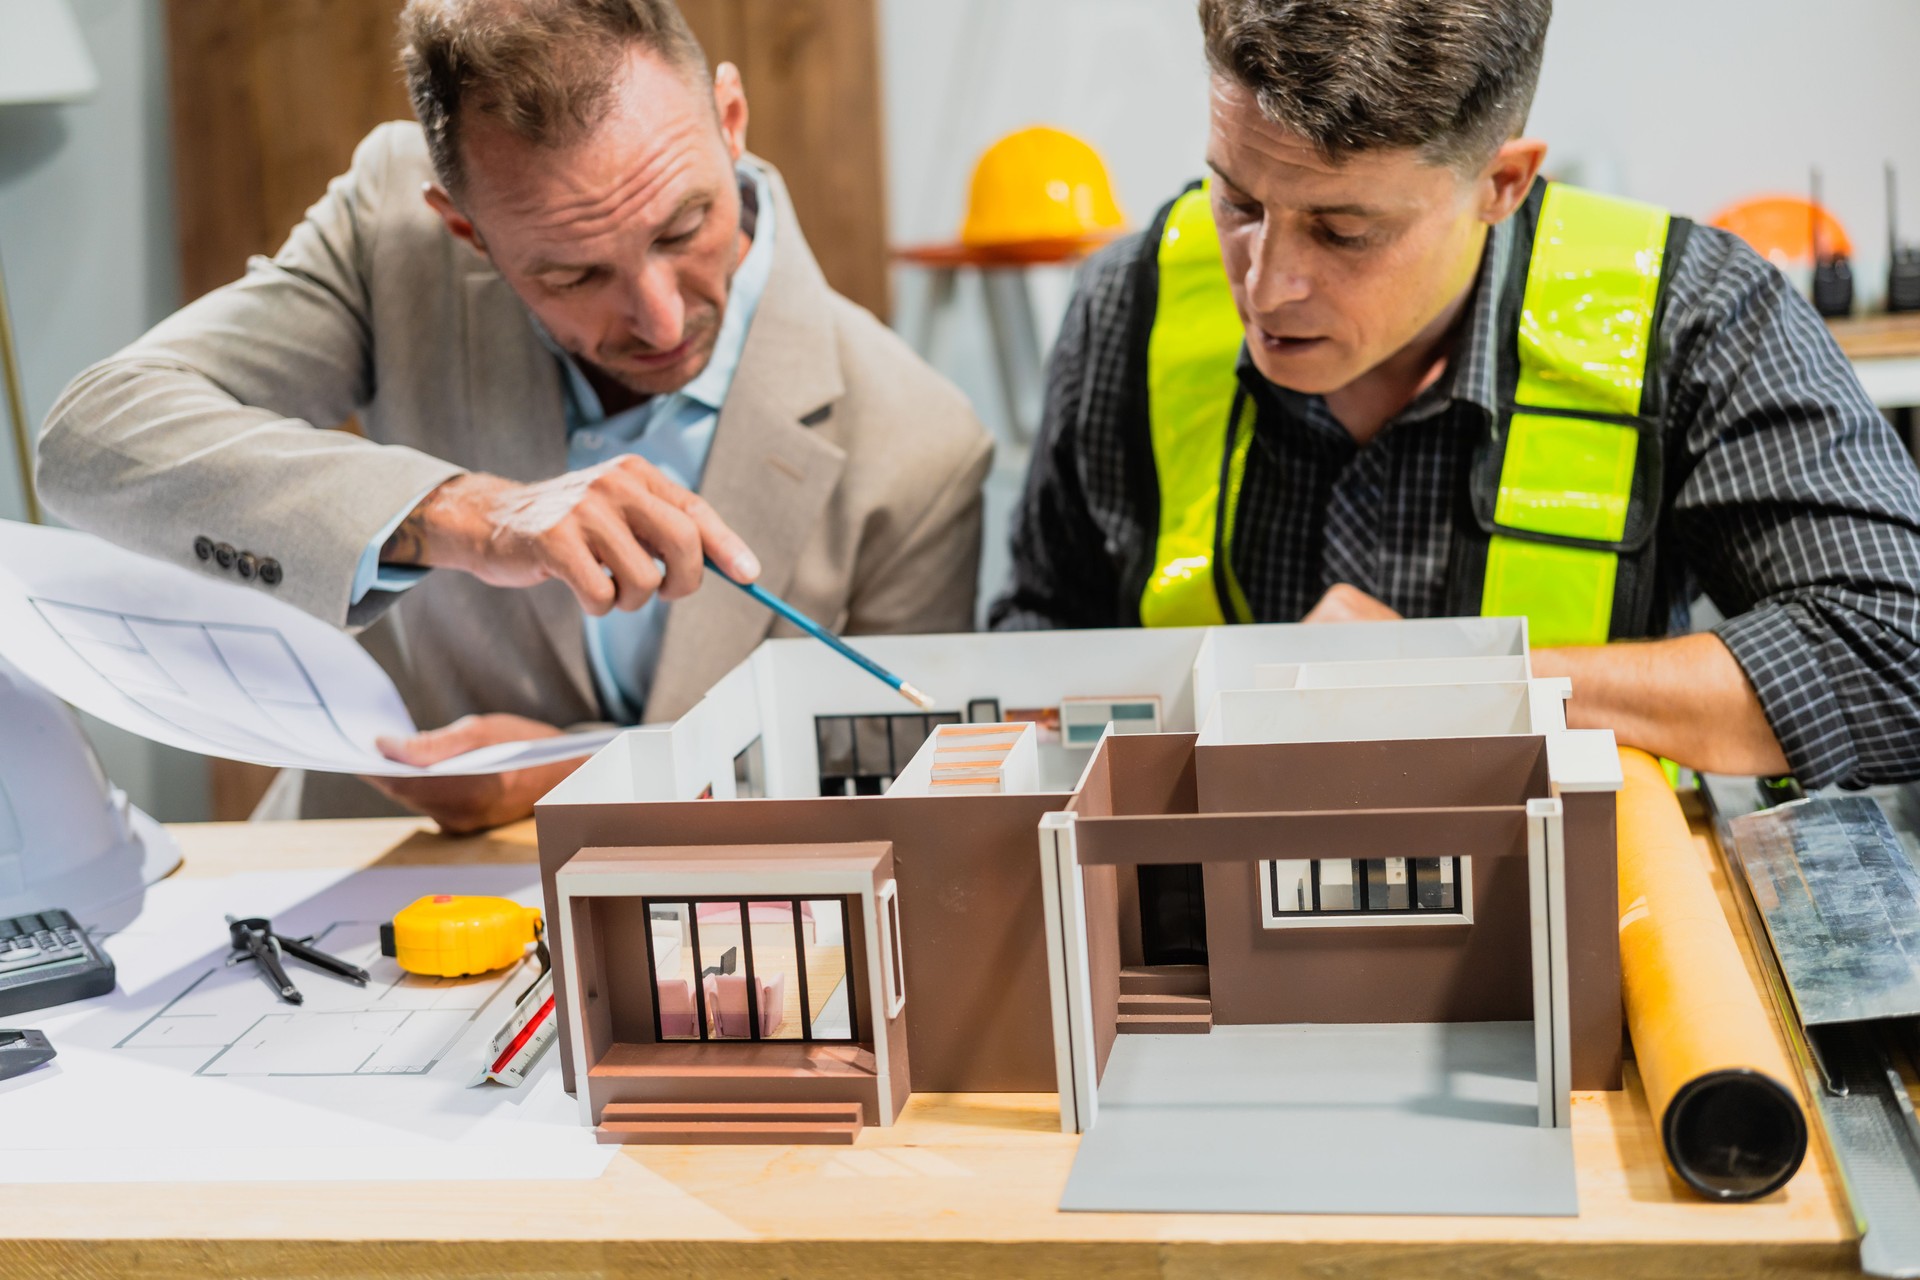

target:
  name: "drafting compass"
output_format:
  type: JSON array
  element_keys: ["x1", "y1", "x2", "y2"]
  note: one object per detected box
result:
[{"x1": 225, "y1": 915, "x2": 371, "y2": 1005}]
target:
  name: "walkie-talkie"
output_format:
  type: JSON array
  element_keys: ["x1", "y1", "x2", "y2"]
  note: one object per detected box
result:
[
  {"x1": 1887, "y1": 164, "x2": 1920, "y2": 314},
  {"x1": 1811, "y1": 167, "x2": 1854, "y2": 318}
]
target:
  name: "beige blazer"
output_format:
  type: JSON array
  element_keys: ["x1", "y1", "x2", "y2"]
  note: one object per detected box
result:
[{"x1": 39, "y1": 123, "x2": 992, "y2": 817}]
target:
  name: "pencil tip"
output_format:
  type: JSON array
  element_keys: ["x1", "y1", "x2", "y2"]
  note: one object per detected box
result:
[{"x1": 899, "y1": 682, "x2": 936, "y2": 711}]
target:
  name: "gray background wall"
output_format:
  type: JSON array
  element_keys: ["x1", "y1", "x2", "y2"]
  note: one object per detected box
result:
[
  {"x1": 4, "y1": 0, "x2": 1919, "y2": 820},
  {"x1": 0, "y1": 0, "x2": 207, "y2": 821}
]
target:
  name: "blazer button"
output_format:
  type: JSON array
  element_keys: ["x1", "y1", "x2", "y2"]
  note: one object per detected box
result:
[
  {"x1": 213, "y1": 543, "x2": 236, "y2": 570},
  {"x1": 193, "y1": 536, "x2": 214, "y2": 561},
  {"x1": 258, "y1": 558, "x2": 283, "y2": 587},
  {"x1": 236, "y1": 552, "x2": 258, "y2": 581}
]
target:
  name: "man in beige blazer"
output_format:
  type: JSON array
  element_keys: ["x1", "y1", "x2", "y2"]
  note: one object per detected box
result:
[{"x1": 37, "y1": 0, "x2": 990, "y2": 828}]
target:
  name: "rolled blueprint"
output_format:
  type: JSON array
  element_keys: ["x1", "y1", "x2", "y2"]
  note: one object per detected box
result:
[{"x1": 1616, "y1": 748, "x2": 1808, "y2": 1200}]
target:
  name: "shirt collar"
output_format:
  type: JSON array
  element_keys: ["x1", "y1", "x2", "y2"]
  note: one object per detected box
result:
[{"x1": 534, "y1": 161, "x2": 777, "y2": 426}]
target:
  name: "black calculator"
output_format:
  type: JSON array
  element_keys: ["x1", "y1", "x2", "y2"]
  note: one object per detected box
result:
[{"x1": 0, "y1": 910, "x2": 116, "y2": 1017}]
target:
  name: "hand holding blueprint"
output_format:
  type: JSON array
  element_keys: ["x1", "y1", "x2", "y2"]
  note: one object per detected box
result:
[{"x1": 0, "y1": 521, "x2": 617, "y2": 777}]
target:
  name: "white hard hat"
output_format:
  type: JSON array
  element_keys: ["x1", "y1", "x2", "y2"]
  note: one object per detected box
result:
[{"x1": 0, "y1": 655, "x2": 179, "y2": 918}]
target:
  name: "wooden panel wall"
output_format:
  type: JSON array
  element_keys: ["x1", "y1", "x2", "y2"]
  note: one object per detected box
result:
[
  {"x1": 167, "y1": 0, "x2": 412, "y2": 303},
  {"x1": 165, "y1": 0, "x2": 890, "y2": 818},
  {"x1": 678, "y1": 0, "x2": 891, "y2": 319}
]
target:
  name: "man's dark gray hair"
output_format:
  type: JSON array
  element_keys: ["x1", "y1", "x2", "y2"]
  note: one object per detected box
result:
[
  {"x1": 399, "y1": 0, "x2": 710, "y2": 197},
  {"x1": 1197, "y1": 0, "x2": 1551, "y2": 170}
]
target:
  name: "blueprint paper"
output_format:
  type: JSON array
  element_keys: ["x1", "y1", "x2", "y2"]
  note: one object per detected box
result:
[
  {"x1": 1062, "y1": 1023, "x2": 1578, "y2": 1216},
  {"x1": 0, "y1": 521, "x2": 616, "y2": 776},
  {"x1": 0, "y1": 864, "x2": 617, "y2": 1183}
]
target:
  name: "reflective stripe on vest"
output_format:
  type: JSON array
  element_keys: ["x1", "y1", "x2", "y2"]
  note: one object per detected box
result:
[
  {"x1": 1141, "y1": 182, "x2": 1254, "y2": 628},
  {"x1": 1139, "y1": 181, "x2": 1668, "y2": 641},
  {"x1": 1481, "y1": 185, "x2": 1668, "y2": 647}
]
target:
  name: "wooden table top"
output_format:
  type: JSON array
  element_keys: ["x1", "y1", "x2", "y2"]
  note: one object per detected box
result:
[
  {"x1": 0, "y1": 812, "x2": 1857, "y2": 1279},
  {"x1": 1829, "y1": 312, "x2": 1920, "y2": 361}
]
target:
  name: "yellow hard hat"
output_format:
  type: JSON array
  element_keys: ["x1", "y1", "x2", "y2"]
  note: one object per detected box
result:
[{"x1": 960, "y1": 126, "x2": 1126, "y2": 249}]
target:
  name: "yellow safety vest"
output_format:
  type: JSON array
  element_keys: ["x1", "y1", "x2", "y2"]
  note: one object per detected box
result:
[{"x1": 1138, "y1": 180, "x2": 1674, "y2": 647}]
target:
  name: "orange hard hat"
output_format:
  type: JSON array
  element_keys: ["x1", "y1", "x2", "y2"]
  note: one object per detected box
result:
[
  {"x1": 1709, "y1": 194, "x2": 1853, "y2": 267},
  {"x1": 960, "y1": 126, "x2": 1126, "y2": 249}
]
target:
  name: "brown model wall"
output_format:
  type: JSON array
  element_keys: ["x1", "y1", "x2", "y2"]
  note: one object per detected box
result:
[
  {"x1": 587, "y1": 1043, "x2": 884, "y2": 1123},
  {"x1": 1188, "y1": 735, "x2": 1619, "y2": 1090},
  {"x1": 1561, "y1": 790, "x2": 1623, "y2": 1089},
  {"x1": 1082, "y1": 862, "x2": 1121, "y2": 1079},
  {"x1": 1191, "y1": 736, "x2": 1549, "y2": 812},
  {"x1": 1071, "y1": 808, "x2": 1531, "y2": 867},
  {"x1": 1102, "y1": 733, "x2": 1199, "y2": 816},
  {"x1": 568, "y1": 895, "x2": 614, "y2": 1069},
  {"x1": 1198, "y1": 826, "x2": 1536, "y2": 1028},
  {"x1": 1068, "y1": 741, "x2": 1148, "y2": 967},
  {"x1": 596, "y1": 897, "x2": 659, "y2": 1048},
  {"x1": 1066, "y1": 742, "x2": 1112, "y2": 817},
  {"x1": 1192, "y1": 736, "x2": 1535, "y2": 1030},
  {"x1": 538, "y1": 794, "x2": 1061, "y2": 1095}
]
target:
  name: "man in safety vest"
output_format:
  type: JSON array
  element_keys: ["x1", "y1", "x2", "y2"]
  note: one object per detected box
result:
[{"x1": 992, "y1": 0, "x2": 1920, "y2": 790}]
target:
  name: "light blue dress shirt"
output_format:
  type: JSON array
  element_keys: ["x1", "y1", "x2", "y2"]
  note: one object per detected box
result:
[{"x1": 350, "y1": 163, "x2": 777, "y2": 726}]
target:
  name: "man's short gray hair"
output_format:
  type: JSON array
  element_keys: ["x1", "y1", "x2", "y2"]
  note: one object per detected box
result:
[
  {"x1": 1197, "y1": 0, "x2": 1552, "y2": 170},
  {"x1": 400, "y1": 0, "x2": 710, "y2": 197}
]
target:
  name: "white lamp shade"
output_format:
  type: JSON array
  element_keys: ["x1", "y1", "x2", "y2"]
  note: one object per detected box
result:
[{"x1": 0, "y1": 0, "x2": 98, "y2": 106}]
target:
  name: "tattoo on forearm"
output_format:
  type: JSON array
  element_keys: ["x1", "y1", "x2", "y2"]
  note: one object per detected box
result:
[{"x1": 381, "y1": 509, "x2": 429, "y2": 565}]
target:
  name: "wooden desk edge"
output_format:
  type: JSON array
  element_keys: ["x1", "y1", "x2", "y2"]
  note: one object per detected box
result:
[{"x1": 0, "y1": 1236, "x2": 1861, "y2": 1280}]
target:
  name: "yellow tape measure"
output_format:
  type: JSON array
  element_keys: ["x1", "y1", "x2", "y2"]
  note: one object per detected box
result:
[{"x1": 378, "y1": 895, "x2": 544, "y2": 977}]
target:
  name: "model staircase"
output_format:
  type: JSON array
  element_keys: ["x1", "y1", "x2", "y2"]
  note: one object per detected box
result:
[
  {"x1": 1117, "y1": 965, "x2": 1213, "y2": 1034},
  {"x1": 596, "y1": 1100, "x2": 864, "y2": 1145}
]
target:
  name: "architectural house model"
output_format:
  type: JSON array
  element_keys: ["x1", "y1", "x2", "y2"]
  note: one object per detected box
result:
[{"x1": 533, "y1": 618, "x2": 1624, "y2": 1214}]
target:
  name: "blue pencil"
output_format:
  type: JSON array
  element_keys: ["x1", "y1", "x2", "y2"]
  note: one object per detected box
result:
[{"x1": 703, "y1": 556, "x2": 935, "y2": 710}]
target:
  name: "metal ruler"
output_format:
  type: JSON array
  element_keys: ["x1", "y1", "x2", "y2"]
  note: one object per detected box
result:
[{"x1": 1703, "y1": 776, "x2": 1920, "y2": 1278}]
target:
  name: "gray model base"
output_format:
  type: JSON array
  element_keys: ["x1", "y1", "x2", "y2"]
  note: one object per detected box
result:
[{"x1": 1061, "y1": 1022, "x2": 1578, "y2": 1216}]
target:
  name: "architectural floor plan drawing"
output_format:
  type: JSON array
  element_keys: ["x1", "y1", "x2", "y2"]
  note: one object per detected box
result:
[
  {"x1": 115, "y1": 921, "x2": 533, "y2": 1078},
  {"x1": 0, "y1": 521, "x2": 614, "y2": 776},
  {"x1": 0, "y1": 865, "x2": 617, "y2": 1185},
  {"x1": 32, "y1": 599, "x2": 368, "y2": 768}
]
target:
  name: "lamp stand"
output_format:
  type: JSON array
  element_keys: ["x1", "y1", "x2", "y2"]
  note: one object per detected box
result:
[{"x1": 0, "y1": 243, "x2": 41, "y2": 525}]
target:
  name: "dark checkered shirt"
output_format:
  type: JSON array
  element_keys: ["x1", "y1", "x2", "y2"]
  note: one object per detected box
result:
[{"x1": 989, "y1": 211, "x2": 1920, "y2": 789}]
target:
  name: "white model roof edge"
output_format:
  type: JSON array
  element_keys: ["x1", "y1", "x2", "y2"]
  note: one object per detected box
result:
[{"x1": 540, "y1": 615, "x2": 1607, "y2": 809}]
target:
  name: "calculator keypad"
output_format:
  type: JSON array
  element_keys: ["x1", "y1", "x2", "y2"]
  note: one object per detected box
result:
[{"x1": 0, "y1": 912, "x2": 86, "y2": 973}]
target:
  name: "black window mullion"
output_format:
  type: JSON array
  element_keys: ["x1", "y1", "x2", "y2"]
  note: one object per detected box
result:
[
  {"x1": 688, "y1": 901, "x2": 710, "y2": 1043},
  {"x1": 791, "y1": 897, "x2": 813, "y2": 1044},
  {"x1": 641, "y1": 897, "x2": 664, "y2": 1042},
  {"x1": 842, "y1": 898, "x2": 859, "y2": 1043},
  {"x1": 738, "y1": 897, "x2": 762, "y2": 1042}
]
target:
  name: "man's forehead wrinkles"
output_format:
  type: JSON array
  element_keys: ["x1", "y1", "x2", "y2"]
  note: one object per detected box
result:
[{"x1": 502, "y1": 148, "x2": 700, "y2": 257}]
